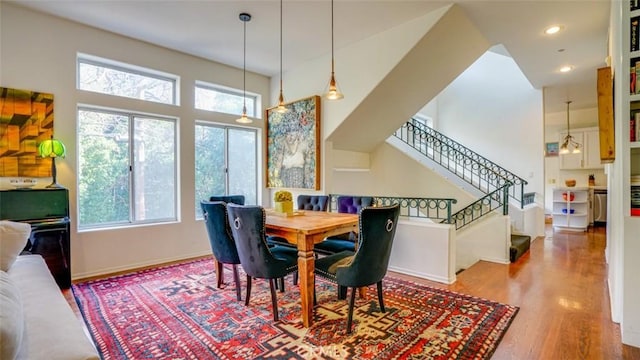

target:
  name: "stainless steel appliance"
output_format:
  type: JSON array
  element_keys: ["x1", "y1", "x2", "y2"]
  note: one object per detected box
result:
[{"x1": 593, "y1": 188, "x2": 607, "y2": 224}]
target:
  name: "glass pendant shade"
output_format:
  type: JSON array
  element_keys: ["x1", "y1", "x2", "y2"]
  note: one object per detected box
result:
[
  {"x1": 325, "y1": 70, "x2": 344, "y2": 100},
  {"x1": 276, "y1": 89, "x2": 287, "y2": 113}
]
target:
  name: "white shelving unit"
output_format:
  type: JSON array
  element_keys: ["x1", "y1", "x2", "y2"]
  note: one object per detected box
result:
[{"x1": 552, "y1": 187, "x2": 589, "y2": 231}]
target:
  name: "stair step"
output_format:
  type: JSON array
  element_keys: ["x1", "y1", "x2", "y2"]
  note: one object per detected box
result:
[{"x1": 510, "y1": 234, "x2": 531, "y2": 263}]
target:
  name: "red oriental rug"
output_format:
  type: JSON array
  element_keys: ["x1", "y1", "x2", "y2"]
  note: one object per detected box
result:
[{"x1": 73, "y1": 257, "x2": 518, "y2": 359}]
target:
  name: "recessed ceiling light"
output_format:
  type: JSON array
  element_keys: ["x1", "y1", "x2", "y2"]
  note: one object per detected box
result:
[
  {"x1": 560, "y1": 65, "x2": 574, "y2": 73},
  {"x1": 545, "y1": 25, "x2": 563, "y2": 35}
]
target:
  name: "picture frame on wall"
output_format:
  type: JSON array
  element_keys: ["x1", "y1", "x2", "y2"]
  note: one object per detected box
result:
[
  {"x1": 545, "y1": 142, "x2": 559, "y2": 157},
  {"x1": 0, "y1": 87, "x2": 55, "y2": 177},
  {"x1": 266, "y1": 95, "x2": 321, "y2": 190}
]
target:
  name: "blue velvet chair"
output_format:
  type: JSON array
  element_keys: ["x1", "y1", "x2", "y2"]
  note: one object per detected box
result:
[
  {"x1": 313, "y1": 195, "x2": 375, "y2": 256},
  {"x1": 315, "y1": 204, "x2": 400, "y2": 334},
  {"x1": 266, "y1": 195, "x2": 329, "y2": 250},
  {"x1": 209, "y1": 195, "x2": 245, "y2": 205},
  {"x1": 200, "y1": 201, "x2": 242, "y2": 301},
  {"x1": 297, "y1": 195, "x2": 329, "y2": 211},
  {"x1": 226, "y1": 203, "x2": 299, "y2": 321}
]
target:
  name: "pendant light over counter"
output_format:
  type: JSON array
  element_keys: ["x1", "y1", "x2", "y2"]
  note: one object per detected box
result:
[
  {"x1": 236, "y1": 12, "x2": 252, "y2": 124},
  {"x1": 275, "y1": 0, "x2": 288, "y2": 113},
  {"x1": 559, "y1": 100, "x2": 581, "y2": 154},
  {"x1": 324, "y1": 0, "x2": 343, "y2": 100}
]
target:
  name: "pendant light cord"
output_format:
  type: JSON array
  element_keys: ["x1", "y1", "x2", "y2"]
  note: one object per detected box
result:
[
  {"x1": 280, "y1": 0, "x2": 284, "y2": 92},
  {"x1": 243, "y1": 18, "x2": 247, "y2": 112},
  {"x1": 331, "y1": 0, "x2": 335, "y2": 74}
]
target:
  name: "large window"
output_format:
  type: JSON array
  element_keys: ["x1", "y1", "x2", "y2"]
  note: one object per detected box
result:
[
  {"x1": 195, "y1": 81, "x2": 259, "y2": 118},
  {"x1": 77, "y1": 53, "x2": 179, "y2": 105},
  {"x1": 78, "y1": 107, "x2": 177, "y2": 229},
  {"x1": 195, "y1": 122, "x2": 257, "y2": 218}
]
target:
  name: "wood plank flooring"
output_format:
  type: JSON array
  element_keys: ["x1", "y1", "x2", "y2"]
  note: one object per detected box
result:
[
  {"x1": 65, "y1": 225, "x2": 640, "y2": 359},
  {"x1": 393, "y1": 225, "x2": 640, "y2": 359}
]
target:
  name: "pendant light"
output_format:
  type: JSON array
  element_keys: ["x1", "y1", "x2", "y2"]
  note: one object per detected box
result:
[
  {"x1": 236, "y1": 12, "x2": 252, "y2": 124},
  {"x1": 275, "y1": 0, "x2": 288, "y2": 113},
  {"x1": 559, "y1": 100, "x2": 581, "y2": 154},
  {"x1": 324, "y1": 0, "x2": 343, "y2": 100}
]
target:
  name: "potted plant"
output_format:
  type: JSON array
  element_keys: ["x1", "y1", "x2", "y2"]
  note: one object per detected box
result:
[{"x1": 274, "y1": 190, "x2": 293, "y2": 215}]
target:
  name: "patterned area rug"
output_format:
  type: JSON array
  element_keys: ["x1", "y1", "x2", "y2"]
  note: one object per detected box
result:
[{"x1": 73, "y1": 258, "x2": 518, "y2": 359}]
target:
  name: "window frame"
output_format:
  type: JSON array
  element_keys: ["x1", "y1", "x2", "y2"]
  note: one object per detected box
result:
[
  {"x1": 77, "y1": 53, "x2": 180, "y2": 106},
  {"x1": 194, "y1": 120, "x2": 258, "y2": 220},
  {"x1": 77, "y1": 104, "x2": 179, "y2": 231},
  {"x1": 194, "y1": 80, "x2": 261, "y2": 119}
]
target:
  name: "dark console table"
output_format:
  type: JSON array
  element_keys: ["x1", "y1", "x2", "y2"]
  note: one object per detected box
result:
[{"x1": 0, "y1": 188, "x2": 71, "y2": 288}]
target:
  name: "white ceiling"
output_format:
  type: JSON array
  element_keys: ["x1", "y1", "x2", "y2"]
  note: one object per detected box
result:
[{"x1": 8, "y1": 0, "x2": 610, "y2": 114}]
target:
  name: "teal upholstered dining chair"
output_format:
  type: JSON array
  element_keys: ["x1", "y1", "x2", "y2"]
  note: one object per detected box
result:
[
  {"x1": 209, "y1": 195, "x2": 245, "y2": 205},
  {"x1": 200, "y1": 200, "x2": 243, "y2": 301},
  {"x1": 314, "y1": 204, "x2": 400, "y2": 334},
  {"x1": 226, "y1": 203, "x2": 299, "y2": 321},
  {"x1": 313, "y1": 195, "x2": 375, "y2": 256}
]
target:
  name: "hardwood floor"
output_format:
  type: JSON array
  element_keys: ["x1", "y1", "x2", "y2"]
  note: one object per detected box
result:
[
  {"x1": 65, "y1": 225, "x2": 640, "y2": 359},
  {"x1": 393, "y1": 225, "x2": 640, "y2": 359}
]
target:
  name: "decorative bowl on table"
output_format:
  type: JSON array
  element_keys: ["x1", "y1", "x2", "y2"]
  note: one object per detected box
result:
[{"x1": 565, "y1": 179, "x2": 576, "y2": 187}]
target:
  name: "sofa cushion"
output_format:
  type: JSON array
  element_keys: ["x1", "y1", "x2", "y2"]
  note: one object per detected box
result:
[
  {"x1": 0, "y1": 270, "x2": 24, "y2": 360},
  {"x1": 9, "y1": 255, "x2": 100, "y2": 360},
  {"x1": 0, "y1": 221, "x2": 31, "y2": 272}
]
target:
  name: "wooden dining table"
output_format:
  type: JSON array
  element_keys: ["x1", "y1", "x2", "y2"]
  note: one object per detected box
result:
[{"x1": 265, "y1": 210, "x2": 358, "y2": 327}]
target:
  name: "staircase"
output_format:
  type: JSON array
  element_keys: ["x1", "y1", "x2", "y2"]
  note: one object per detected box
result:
[{"x1": 392, "y1": 118, "x2": 532, "y2": 262}]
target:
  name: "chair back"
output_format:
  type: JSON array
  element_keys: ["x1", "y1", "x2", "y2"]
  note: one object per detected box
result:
[
  {"x1": 209, "y1": 195, "x2": 245, "y2": 205},
  {"x1": 337, "y1": 196, "x2": 374, "y2": 214},
  {"x1": 335, "y1": 204, "x2": 400, "y2": 288},
  {"x1": 200, "y1": 201, "x2": 240, "y2": 265},
  {"x1": 297, "y1": 195, "x2": 329, "y2": 211},
  {"x1": 226, "y1": 203, "x2": 294, "y2": 279}
]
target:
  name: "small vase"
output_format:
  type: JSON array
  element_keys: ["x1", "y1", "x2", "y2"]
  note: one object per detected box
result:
[{"x1": 275, "y1": 201, "x2": 293, "y2": 215}]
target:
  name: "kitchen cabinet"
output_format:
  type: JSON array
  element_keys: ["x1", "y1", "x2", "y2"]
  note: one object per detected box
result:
[{"x1": 559, "y1": 128, "x2": 603, "y2": 170}]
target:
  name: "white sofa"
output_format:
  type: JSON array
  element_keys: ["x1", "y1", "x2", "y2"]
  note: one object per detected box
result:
[{"x1": 0, "y1": 221, "x2": 99, "y2": 360}]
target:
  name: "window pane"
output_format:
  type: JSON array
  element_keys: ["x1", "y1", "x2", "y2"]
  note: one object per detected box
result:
[
  {"x1": 195, "y1": 85, "x2": 256, "y2": 117},
  {"x1": 194, "y1": 124, "x2": 226, "y2": 217},
  {"x1": 228, "y1": 128, "x2": 257, "y2": 204},
  {"x1": 133, "y1": 116, "x2": 176, "y2": 221},
  {"x1": 78, "y1": 61, "x2": 176, "y2": 105},
  {"x1": 78, "y1": 109, "x2": 131, "y2": 227}
]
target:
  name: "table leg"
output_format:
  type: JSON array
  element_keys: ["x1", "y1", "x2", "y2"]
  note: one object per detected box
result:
[{"x1": 297, "y1": 233, "x2": 315, "y2": 327}]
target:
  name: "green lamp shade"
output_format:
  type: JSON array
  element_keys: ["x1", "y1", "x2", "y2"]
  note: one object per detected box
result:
[{"x1": 38, "y1": 139, "x2": 66, "y2": 158}]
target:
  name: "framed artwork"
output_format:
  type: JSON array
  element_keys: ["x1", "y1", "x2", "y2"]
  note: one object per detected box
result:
[
  {"x1": 266, "y1": 95, "x2": 321, "y2": 190},
  {"x1": 545, "y1": 142, "x2": 559, "y2": 157},
  {"x1": 0, "y1": 87, "x2": 54, "y2": 177}
]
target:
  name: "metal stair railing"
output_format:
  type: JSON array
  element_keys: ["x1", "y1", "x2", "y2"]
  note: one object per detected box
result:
[
  {"x1": 393, "y1": 118, "x2": 529, "y2": 208},
  {"x1": 445, "y1": 183, "x2": 511, "y2": 230},
  {"x1": 328, "y1": 194, "x2": 457, "y2": 224}
]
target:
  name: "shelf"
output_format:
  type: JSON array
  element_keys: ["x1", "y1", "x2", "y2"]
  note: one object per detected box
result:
[
  {"x1": 631, "y1": 141, "x2": 640, "y2": 148},
  {"x1": 630, "y1": 94, "x2": 640, "y2": 102},
  {"x1": 632, "y1": 9, "x2": 640, "y2": 17}
]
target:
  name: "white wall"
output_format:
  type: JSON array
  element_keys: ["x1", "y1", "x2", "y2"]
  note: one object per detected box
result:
[
  {"x1": 0, "y1": 4, "x2": 271, "y2": 278},
  {"x1": 456, "y1": 214, "x2": 511, "y2": 270},
  {"x1": 389, "y1": 219, "x2": 456, "y2": 284},
  {"x1": 437, "y1": 50, "x2": 544, "y2": 202}
]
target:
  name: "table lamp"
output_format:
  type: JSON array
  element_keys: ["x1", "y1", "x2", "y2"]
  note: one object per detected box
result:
[{"x1": 38, "y1": 136, "x2": 66, "y2": 188}]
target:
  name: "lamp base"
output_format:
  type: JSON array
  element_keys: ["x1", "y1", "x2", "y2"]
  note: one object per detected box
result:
[{"x1": 45, "y1": 182, "x2": 65, "y2": 189}]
